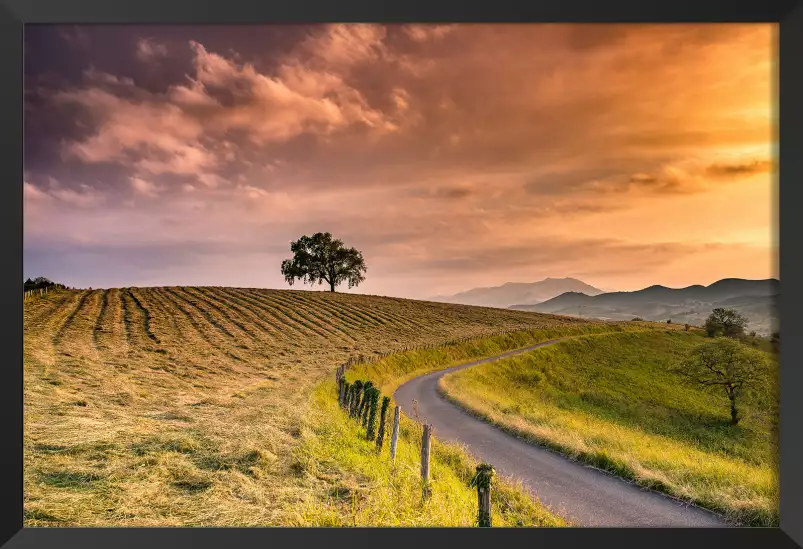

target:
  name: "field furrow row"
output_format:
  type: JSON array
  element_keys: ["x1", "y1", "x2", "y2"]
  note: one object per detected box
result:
[
  {"x1": 127, "y1": 289, "x2": 160, "y2": 344},
  {"x1": 166, "y1": 287, "x2": 239, "y2": 342},
  {"x1": 91, "y1": 289, "x2": 110, "y2": 350},
  {"x1": 370, "y1": 298, "x2": 457, "y2": 331},
  {"x1": 293, "y1": 292, "x2": 375, "y2": 332},
  {"x1": 262, "y1": 290, "x2": 357, "y2": 344},
  {"x1": 92, "y1": 288, "x2": 129, "y2": 356},
  {"x1": 24, "y1": 291, "x2": 76, "y2": 331},
  {"x1": 189, "y1": 287, "x2": 265, "y2": 341},
  {"x1": 225, "y1": 288, "x2": 314, "y2": 344},
  {"x1": 129, "y1": 287, "x2": 178, "y2": 346},
  {"x1": 247, "y1": 290, "x2": 336, "y2": 343},
  {"x1": 161, "y1": 288, "x2": 264, "y2": 368},
  {"x1": 155, "y1": 288, "x2": 232, "y2": 360},
  {"x1": 307, "y1": 292, "x2": 386, "y2": 328},
  {"x1": 213, "y1": 288, "x2": 293, "y2": 342},
  {"x1": 119, "y1": 288, "x2": 136, "y2": 350},
  {"x1": 52, "y1": 290, "x2": 92, "y2": 346}
]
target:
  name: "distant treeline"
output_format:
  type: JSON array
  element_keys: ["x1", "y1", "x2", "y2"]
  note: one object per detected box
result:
[{"x1": 24, "y1": 277, "x2": 68, "y2": 292}]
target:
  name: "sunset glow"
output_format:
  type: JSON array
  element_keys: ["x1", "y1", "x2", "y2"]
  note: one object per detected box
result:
[{"x1": 24, "y1": 23, "x2": 778, "y2": 297}]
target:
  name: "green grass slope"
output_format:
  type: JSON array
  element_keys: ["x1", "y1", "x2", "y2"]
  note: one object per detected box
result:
[
  {"x1": 304, "y1": 321, "x2": 669, "y2": 525},
  {"x1": 439, "y1": 331, "x2": 779, "y2": 526},
  {"x1": 24, "y1": 286, "x2": 601, "y2": 526}
]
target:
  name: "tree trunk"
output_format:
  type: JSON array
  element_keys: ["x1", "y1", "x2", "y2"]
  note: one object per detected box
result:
[
  {"x1": 729, "y1": 394, "x2": 740, "y2": 426},
  {"x1": 329, "y1": 280, "x2": 335, "y2": 292}
]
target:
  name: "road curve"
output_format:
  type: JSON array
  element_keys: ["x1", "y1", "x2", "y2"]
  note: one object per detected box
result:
[{"x1": 393, "y1": 338, "x2": 730, "y2": 527}]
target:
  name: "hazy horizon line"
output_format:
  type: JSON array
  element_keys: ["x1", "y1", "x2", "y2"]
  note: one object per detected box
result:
[{"x1": 24, "y1": 273, "x2": 780, "y2": 299}]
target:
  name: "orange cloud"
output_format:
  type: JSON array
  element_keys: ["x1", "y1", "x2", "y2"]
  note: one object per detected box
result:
[
  {"x1": 25, "y1": 24, "x2": 777, "y2": 294},
  {"x1": 705, "y1": 159, "x2": 774, "y2": 178},
  {"x1": 136, "y1": 38, "x2": 168, "y2": 62},
  {"x1": 403, "y1": 24, "x2": 454, "y2": 42},
  {"x1": 130, "y1": 177, "x2": 162, "y2": 197}
]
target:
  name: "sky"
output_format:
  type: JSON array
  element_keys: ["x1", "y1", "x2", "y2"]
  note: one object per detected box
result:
[{"x1": 23, "y1": 23, "x2": 778, "y2": 298}]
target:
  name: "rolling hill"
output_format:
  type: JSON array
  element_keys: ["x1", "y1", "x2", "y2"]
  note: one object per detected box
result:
[
  {"x1": 439, "y1": 330, "x2": 779, "y2": 526},
  {"x1": 430, "y1": 277, "x2": 604, "y2": 309},
  {"x1": 23, "y1": 286, "x2": 597, "y2": 526},
  {"x1": 510, "y1": 278, "x2": 779, "y2": 335}
]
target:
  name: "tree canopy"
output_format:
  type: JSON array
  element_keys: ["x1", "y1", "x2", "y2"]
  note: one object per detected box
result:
[
  {"x1": 673, "y1": 338, "x2": 769, "y2": 425},
  {"x1": 280, "y1": 232, "x2": 367, "y2": 292},
  {"x1": 24, "y1": 277, "x2": 66, "y2": 291},
  {"x1": 704, "y1": 307, "x2": 748, "y2": 338}
]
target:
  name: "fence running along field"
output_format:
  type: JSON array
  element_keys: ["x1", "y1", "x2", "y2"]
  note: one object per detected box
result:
[
  {"x1": 24, "y1": 287, "x2": 51, "y2": 301},
  {"x1": 335, "y1": 362, "x2": 496, "y2": 526}
]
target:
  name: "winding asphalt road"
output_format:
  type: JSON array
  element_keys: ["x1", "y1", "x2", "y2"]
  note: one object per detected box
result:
[{"x1": 393, "y1": 338, "x2": 730, "y2": 527}]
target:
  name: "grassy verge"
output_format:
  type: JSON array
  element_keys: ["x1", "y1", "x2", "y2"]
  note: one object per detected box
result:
[
  {"x1": 288, "y1": 382, "x2": 567, "y2": 526},
  {"x1": 342, "y1": 321, "x2": 660, "y2": 397},
  {"x1": 293, "y1": 321, "x2": 668, "y2": 526},
  {"x1": 438, "y1": 331, "x2": 779, "y2": 526}
]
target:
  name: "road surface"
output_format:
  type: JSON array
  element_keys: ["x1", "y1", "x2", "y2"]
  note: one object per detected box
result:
[{"x1": 393, "y1": 339, "x2": 730, "y2": 527}]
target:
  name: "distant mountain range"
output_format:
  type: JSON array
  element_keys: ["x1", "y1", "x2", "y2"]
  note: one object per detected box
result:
[
  {"x1": 429, "y1": 277, "x2": 604, "y2": 309},
  {"x1": 509, "y1": 278, "x2": 779, "y2": 336}
]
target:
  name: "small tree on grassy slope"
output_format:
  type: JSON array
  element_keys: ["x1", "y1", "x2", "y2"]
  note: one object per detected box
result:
[
  {"x1": 280, "y1": 232, "x2": 367, "y2": 292},
  {"x1": 674, "y1": 338, "x2": 768, "y2": 426},
  {"x1": 704, "y1": 308, "x2": 748, "y2": 339}
]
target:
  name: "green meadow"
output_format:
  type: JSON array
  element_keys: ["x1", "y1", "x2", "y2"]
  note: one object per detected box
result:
[{"x1": 439, "y1": 331, "x2": 779, "y2": 526}]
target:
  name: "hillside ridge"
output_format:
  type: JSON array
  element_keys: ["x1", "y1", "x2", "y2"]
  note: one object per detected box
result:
[
  {"x1": 510, "y1": 278, "x2": 778, "y2": 335},
  {"x1": 430, "y1": 277, "x2": 604, "y2": 309}
]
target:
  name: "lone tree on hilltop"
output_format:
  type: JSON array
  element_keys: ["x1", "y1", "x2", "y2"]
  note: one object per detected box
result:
[
  {"x1": 673, "y1": 338, "x2": 768, "y2": 426},
  {"x1": 280, "y1": 232, "x2": 367, "y2": 292},
  {"x1": 704, "y1": 308, "x2": 748, "y2": 338}
]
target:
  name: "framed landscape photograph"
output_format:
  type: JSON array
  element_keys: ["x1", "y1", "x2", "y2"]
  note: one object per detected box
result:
[{"x1": 3, "y1": 1, "x2": 802, "y2": 549}]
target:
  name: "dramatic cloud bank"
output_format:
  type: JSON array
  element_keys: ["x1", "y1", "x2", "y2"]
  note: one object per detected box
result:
[{"x1": 24, "y1": 24, "x2": 777, "y2": 296}]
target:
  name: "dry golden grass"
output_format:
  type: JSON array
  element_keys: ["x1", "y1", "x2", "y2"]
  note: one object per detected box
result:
[{"x1": 24, "y1": 287, "x2": 602, "y2": 526}]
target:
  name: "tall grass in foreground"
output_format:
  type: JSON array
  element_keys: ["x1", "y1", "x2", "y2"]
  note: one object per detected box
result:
[
  {"x1": 289, "y1": 382, "x2": 566, "y2": 526},
  {"x1": 23, "y1": 287, "x2": 674, "y2": 526},
  {"x1": 25, "y1": 288, "x2": 606, "y2": 526},
  {"x1": 439, "y1": 331, "x2": 779, "y2": 526},
  {"x1": 292, "y1": 321, "x2": 663, "y2": 526}
]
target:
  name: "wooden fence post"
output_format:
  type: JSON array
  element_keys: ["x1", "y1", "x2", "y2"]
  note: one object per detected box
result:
[
  {"x1": 350, "y1": 381, "x2": 363, "y2": 418},
  {"x1": 421, "y1": 423, "x2": 432, "y2": 498},
  {"x1": 376, "y1": 396, "x2": 390, "y2": 450},
  {"x1": 471, "y1": 463, "x2": 495, "y2": 527},
  {"x1": 389, "y1": 406, "x2": 401, "y2": 461},
  {"x1": 357, "y1": 382, "x2": 372, "y2": 420},
  {"x1": 361, "y1": 392, "x2": 372, "y2": 428},
  {"x1": 366, "y1": 388, "x2": 380, "y2": 440},
  {"x1": 338, "y1": 378, "x2": 346, "y2": 407}
]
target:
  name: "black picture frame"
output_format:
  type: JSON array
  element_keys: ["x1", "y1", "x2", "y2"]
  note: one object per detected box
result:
[{"x1": 3, "y1": 1, "x2": 801, "y2": 548}]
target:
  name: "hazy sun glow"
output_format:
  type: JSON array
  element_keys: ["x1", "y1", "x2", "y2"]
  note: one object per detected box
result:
[{"x1": 24, "y1": 23, "x2": 777, "y2": 297}]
